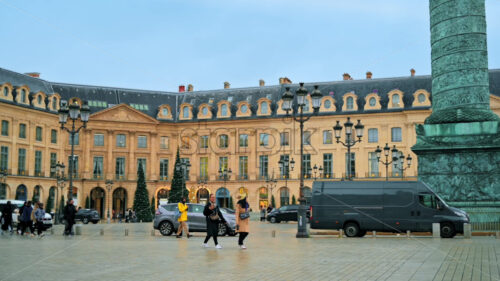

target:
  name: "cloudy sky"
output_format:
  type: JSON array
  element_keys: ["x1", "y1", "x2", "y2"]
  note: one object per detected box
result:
[{"x1": 1, "y1": 0, "x2": 499, "y2": 91}]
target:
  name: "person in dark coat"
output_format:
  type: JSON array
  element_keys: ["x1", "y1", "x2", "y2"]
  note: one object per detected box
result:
[
  {"x1": 63, "y1": 199, "x2": 77, "y2": 236},
  {"x1": 1, "y1": 201, "x2": 13, "y2": 234},
  {"x1": 20, "y1": 201, "x2": 34, "y2": 236},
  {"x1": 202, "y1": 194, "x2": 226, "y2": 249}
]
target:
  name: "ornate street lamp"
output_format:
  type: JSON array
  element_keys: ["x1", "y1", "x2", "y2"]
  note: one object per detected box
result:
[
  {"x1": 50, "y1": 162, "x2": 66, "y2": 224},
  {"x1": 375, "y1": 143, "x2": 400, "y2": 181},
  {"x1": 58, "y1": 100, "x2": 90, "y2": 200},
  {"x1": 265, "y1": 170, "x2": 277, "y2": 207},
  {"x1": 281, "y1": 83, "x2": 322, "y2": 238},
  {"x1": 396, "y1": 153, "x2": 413, "y2": 179},
  {"x1": 333, "y1": 117, "x2": 364, "y2": 180},
  {"x1": 278, "y1": 158, "x2": 294, "y2": 202},
  {"x1": 105, "y1": 179, "x2": 113, "y2": 224},
  {"x1": 312, "y1": 164, "x2": 323, "y2": 180},
  {"x1": 218, "y1": 167, "x2": 232, "y2": 193}
]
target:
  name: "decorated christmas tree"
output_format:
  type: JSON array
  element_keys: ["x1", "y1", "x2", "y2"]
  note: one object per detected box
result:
[
  {"x1": 151, "y1": 195, "x2": 156, "y2": 215},
  {"x1": 168, "y1": 148, "x2": 186, "y2": 203},
  {"x1": 85, "y1": 196, "x2": 90, "y2": 208},
  {"x1": 292, "y1": 195, "x2": 297, "y2": 205},
  {"x1": 271, "y1": 195, "x2": 276, "y2": 208},
  {"x1": 46, "y1": 193, "x2": 54, "y2": 213},
  {"x1": 132, "y1": 162, "x2": 152, "y2": 222}
]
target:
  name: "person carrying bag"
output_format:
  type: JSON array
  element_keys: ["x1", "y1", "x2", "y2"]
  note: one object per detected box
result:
[
  {"x1": 235, "y1": 193, "x2": 250, "y2": 249},
  {"x1": 202, "y1": 194, "x2": 226, "y2": 249}
]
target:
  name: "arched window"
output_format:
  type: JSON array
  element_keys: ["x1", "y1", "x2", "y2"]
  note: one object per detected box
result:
[
  {"x1": 3, "y1": 87, "x2": 8, "y2": 97},
  {"x1": 197, "y1": 188, "x2": 209, "y2": 204},
  {"x1": 324, "y1": 99, "x2": 331, "y2": 109},
  {"x1": 52, "y1": 97, "x2": 58, "y2": 110},
  {"x1": 37, "y1": 95, "x2": 42, "y2": 105},
  {"x1": 259, "y1": 187, "x2": 268, "y2": 209},
  {"x1": 221, "y1": 104, "x2": 228, "y2": 116},
  {"x1": 183, "y1": 106, "x2": 189, "y2": 118},
  {"x1": 15, "y1": 185, "x2": 27, "y2": 201},
  {"x1": 261, "y1": 102, "x2": 268, "y2": 114},
  {"x1": 279, "y1": 187, "x2": 289, "y2": 207},
  {"x1": 21, "y1": 90, "x2": 26, "y2": 103},
  {"x1": 216, "y1": 187, "x2": 230, "y2": 208},
  {"x1": 346, "y1": 97, "x2": 354, "y2": 110},
  {"x1": 392, "y1": 94, "x2": 400, "y2": 107}
]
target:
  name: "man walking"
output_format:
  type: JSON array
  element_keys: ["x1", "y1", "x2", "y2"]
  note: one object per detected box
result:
[
  {"x1": 63, "y1": 199, "x2": 77, "y2": 236},
  {"x1": 34, "y1": 203, "x2": 46, "y2": 237},
  {"x1": 1, "y1": 201, "x2": 13, "y2": 235},
  {"x1": 20, "y1": 201, "x2": 34, "y2": 236},
  {"x1": 176, "y1": 197, "x2": 191, "y2": 238}
]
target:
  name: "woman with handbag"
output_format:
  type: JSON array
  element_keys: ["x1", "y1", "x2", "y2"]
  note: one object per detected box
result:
[
  {"x1": 202, "y1": 194, "x2": 226, "y2": 249},
  {"x1": 235, "y1": 193, "x2": 250, "y2": 249}
]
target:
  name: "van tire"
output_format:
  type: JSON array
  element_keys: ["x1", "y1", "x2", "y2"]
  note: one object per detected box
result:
[
  {"x1": 344, "y1": 222, "x2": 360, "y2": 237},
  {"x1": 440, "y1": 222, "x2": 456, "y2": 238},
  {"x1": 357, "y1": 230, "x2": 367, "y2": 237}
]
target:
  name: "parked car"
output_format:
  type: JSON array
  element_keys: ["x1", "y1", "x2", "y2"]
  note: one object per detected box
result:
[
  {"x1": 153, "y1": 203, "x2": 237, "y2": 236},
  {"x1": 266, "y1": 204, "x2": 310, "y2": 224},
  {"x1": 0, "y1": 200, "x2": 52, "y2": 228},
  {"x1": 310, "y1": 181, "x2": 469, "y2": 238},
  {"x1": 75, "y1": 209, "x2": 100, "y2": 224}
]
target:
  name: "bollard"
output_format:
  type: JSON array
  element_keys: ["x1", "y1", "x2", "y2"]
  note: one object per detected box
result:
[
  {"x1": 271, "y1": 230, "x2": 276, "y2": 238},
  {"x1": 406, "y1": 230, "x2": 411, "y2": 238},
  {"x1": 339, "y1": 229, "x2": 343, "y2": 238},
  {"x1": 100, "y1": 229, "x2": 104, "y2": 236},
  {"x1": 125, "y1": 229, "x2": 129, "y2": 236},
  {"x1": 463, "y1": 223, "x2": 471, "y2": 239},
  {"x1": 151, "y1": 229, "x2": 155, "y2": 236},
  {"x1": 372, "y1": 231, "x2": 376, "y2": 238},
  {"x1": 50, "y1": 228, "x2": 54, "y2": 235},
  {"x1": 496, "y1": 231, "x2": 500, "y2": 239},
  {"x1": 432, "y1": 223, "x2": 440, "y2": 238},
  {"x1": 75, "y1": 225, "x2": 82, "y2": 236}
]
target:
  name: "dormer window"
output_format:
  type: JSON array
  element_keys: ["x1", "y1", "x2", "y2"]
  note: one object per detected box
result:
[
  {"x1": 369, "y1": 97, "x2": 376, "y2": 107},
  {"x1": 37, "y1": 95, "x2": 42, "y2": 105},
  {"x1": 183, "y1": 106, "x2": 189, "y2": 118},
  {"x1": 221, "y1": 104, "x2": 228, "y2": 116},
  {"x1": 241, "y1": 104, "x2": 248, "y2": 113},
  {"x1": 52, "y1": 98, "x2": 57, "y2": 110},
  {"x1": 324, "y1": 100, "x2": 331, "y2": 109},
  {"x1": 346, "y1": 97, "x2": 354, "y2": 110},
  {"x1": 392, "y1": 94, "x2": 400, "y2": 107},
  {"x1": 261, "y1": 102, "x2": 268, "y2": 114},
  {"x1": 162, "y1": 108, "x2": 168, "y2": 116},
  {"x1": 418, "y1": 93, "x2": 426, "y2": 103},
  {"x1": 21, "y1": 90, "x2": 26, "y2": 103},
  {"x1": 3, "y1": 87, "x2": 7, "y2": 96},
  {"x1": 202, "y1": 107, "x2": 208, "y2": 115}
]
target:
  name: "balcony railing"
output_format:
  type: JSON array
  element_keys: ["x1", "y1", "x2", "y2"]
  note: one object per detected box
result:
[
  {"x1": 322, "y1": 173, "x2": 334, "y2": 179},
  {"x1": 17, "y1": 170, "x2": 27, "y2": 176},
  {"x1": 159, "y1": 175, "x2": 169, "y2": 181},
  {"x1": 238, "y1": 174, "x2": 248, "y2": 180},
  {"x1": 116, "y1": 175, "x2": 126, "y2": 181},
  {"x1": 93, "y1": 175, "x2": 104, "y2": 180},
  {"x1": 0, "y1": 169, "x2": 11, "y2": 175},
  {"x1": 366, "y1": 172, "x2": 381, "y2": 178},
  {"x1": 34, "y1": 171, "x2": 44, "y2": 177},
  {"x1": 258, "y1": 175, "x2": 269, "y2": 180}
]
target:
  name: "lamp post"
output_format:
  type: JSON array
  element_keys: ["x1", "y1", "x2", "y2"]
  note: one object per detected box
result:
[
  {"x1": 176, "y1": 161, "x2": 191, "y2": 199},
  {"x1": 218, "y1": 167, "x2": 232, "y2": 191},
  {"x1": 265, "y1": 170, "x2": 277, "y2": 208},
  {"x1": 281, "y1": 83, "x2": 322, "y2": 238},
  {"x1": 333, "y1": 117, "x2": 364, "y2": 180},
  {"x1": 374, "y1": 143, "x2": 399, "y2": 181},
  {"x1": 278, "y1": 158, "x2": 295, "y2": 190},
  {"x1": 105, "y1": 179, "x2": 113, "y2": 224},
  {"x1": 50, "y1": 162, "x2": 66, "y2": 224},
  {"x1": 395, "y1": 153, "x2": 413, "y2": 179},
  {"x1": 58, "y1": 101, "x2": 90, "y2": 200},
  {"x1": 312, "y1": 164, "x2": 323, "y2": 180}
]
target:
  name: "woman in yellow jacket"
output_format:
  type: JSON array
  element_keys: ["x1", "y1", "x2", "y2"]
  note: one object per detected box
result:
[
  {"x1": 176, "y1": 197, "x2": 191, "y2": 238},
  {"x1": 235, "y1": 194, "x2": 250, "y2": 249}
]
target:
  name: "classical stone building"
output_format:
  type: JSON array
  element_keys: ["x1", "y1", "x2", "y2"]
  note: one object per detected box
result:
[{"x1": 1, "y1": 67, "x2": 499, "y2": 218}]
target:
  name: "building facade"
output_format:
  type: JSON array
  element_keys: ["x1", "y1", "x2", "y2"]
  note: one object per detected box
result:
[{"x1": 1, "y1": 67, "x2": 499, "y2": 218}]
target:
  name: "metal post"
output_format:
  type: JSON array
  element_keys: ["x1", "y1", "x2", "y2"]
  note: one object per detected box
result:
[
  {"x1": 346, "y1": 134, "x2": 351, "y2": 180},
  {"x1": 385, "y1": 155, "x2": 389, "y2": 181},
  {"x1": 297, "y1": 104, "x2": 308, "y2": 238}
]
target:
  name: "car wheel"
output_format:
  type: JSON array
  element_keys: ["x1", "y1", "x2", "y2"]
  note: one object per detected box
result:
[
  {"x1": 92, "y1": 221, "x2": 98, "y2": 224},
  {"x1": 82, "y1": 217, "x2": 89, "y2": 224},
  {"x1": 344, "y1": 222, "x2": 360, "y2": 237},
  {"x1": 440, "y1": 222, "x2": 456, "y2": 238},
  {"x1": 270, "y1": 217, "x2": 278, "y2": 224},
  {"x1": 357, "y1": 230, "x2": 367, "y2": 237},
  {"x1": 218, "y1": 222, "x2": 227, "y2": 236},
  {"x1": 159, "y1": 221, "x2": 174, "y2": 236}
]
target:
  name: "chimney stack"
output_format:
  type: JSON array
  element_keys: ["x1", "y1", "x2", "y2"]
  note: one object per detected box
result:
[
  {"x1": 187, "y1": 84, "x2": 194, "y2": 92},
  {"x1": 224, "y1": 82, "x2": 230, "y2": 89},
  {"x1": 25, "y1": 72, "x2": 40, "y2": 78},
  {"x1": 410, "y1": 68, "x2": 416, "y2": 77},
  {"x1": 179, "y1": 85, "x2": 185, "y2": 92},
  {"x1": 259, "y1": 79, "x2": 265, "y2": 87},
  {"x1": 279, "y1": 77, "x2": 292, "y2": 85},
  {"x1": 366, "y1": 71, "x2": 372, "y2": 79},
  {"x1": 343, "y1": 73, "x2": 352, "y2": 80}
]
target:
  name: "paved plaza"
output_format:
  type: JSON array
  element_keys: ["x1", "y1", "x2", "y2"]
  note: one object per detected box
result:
[{"x1": 0, "y1": 221, "x2": 499, "y2": 281}]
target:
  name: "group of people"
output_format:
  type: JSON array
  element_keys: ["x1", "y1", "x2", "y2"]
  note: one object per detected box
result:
[
  {"x1": 175, "y1": 193, "x2": 250, "y2": 249},
  {"x1": 0, "y1": 200, "x2": 47, "y2": 237},
  {"x1": 260, "y1": 205, "x2": 275, "y2": 221}
]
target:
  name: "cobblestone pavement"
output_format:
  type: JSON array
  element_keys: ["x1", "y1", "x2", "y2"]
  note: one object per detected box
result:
[{"x1": 0, "y1": 222, "x2": 499, "y2": 281}]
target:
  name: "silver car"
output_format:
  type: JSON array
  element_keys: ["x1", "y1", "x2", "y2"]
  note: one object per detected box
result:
[{"x1": 153, "y1": 203, "x2": 237, "y2": 237}]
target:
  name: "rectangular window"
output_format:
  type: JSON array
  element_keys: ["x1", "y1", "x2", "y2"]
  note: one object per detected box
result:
[
  {"x1": 280, "y1": 132, "x2": 289, "y2": 146},
  {"x1": 160, "y1": 136, "x2": 169, "y2": 149},
  {"x1": 279, "y1": 154, "x2": 289, "y2": 178},
  {"x1": 303, "y1": 131, "x2": 311, "y2": 145},
  {"x1": 302, "y1": 154, "x2": 311, "y2": 178},
  {"x1": 239, "y1": 134, "x2": 248, "y2": 147},
  {"x1": 368, "y1": 128, "x2": 378, "y2": 143},
  {"x1": 69, "y1": 132, "x2": 79, "y2": 145},
  {"x1": 323, "y1": 130, "x2": 333, "y2": 144},
  {"x1": 391, "y1": 127, "x2": 402, "y2": 142},
  {"x1": 93, "y1": 156, "x2": 104, "y2": 179},
  {"x1": 180, "y1": 158, "x2": 190, "y2": 180},
  {"x1": 259, "y1": 133, "x2": 269, "y2": 147},
  {"x1": 200, "y1": 157, "x2": 208, "y2": 180},
  {"x1": 94, "y1": 134, "x2": 104, "y2": 146},
  {"x1": 116, "y1": 157, "x2": 125, "y2": 179},
  {"x1": 0, "y1": 146, "x2": 9, "y2": 171},
  {"x1": 35, "y1": 150, "x2": 42, "y2": 176},
  {"x1": 200, "y1": 136, "x2": 209, "y2": 149},
  {"x1": 36, "y1": 126, "x2": 42, "y2": 142},
  {"x1": 50, "y1": 152, "x2": 57, "y2": 177},
  {"x1": 1, "y1": 120, "x2": 8, "y2": 136},
  {"x1": 18, "y1": 148, "x2": 26, "y2": 175},
  {"x1": 137, "y1": 158, "x2": 147, "y2": 177},
  {"x1": 219, "y1": 157, "x2": 228, "y2": 179},
  {"x1": 51, "y1": 129, "x2": 57, "y2": 144},
  {"x1": 368, "y1": 152, "x2": 379, "y2": 177},
  {"x1": 19, "y1": 124, "x2": 26, "y2": 139},
  {"x1": 137, "y1": 136, "x2": 147, "y2": 148},
  {"x1": 239, "y1": 156, "x2": 248, "y2": 180},
  {"x1": 116, "y1": 134, "x2": 126, "y2": 147},
  {"x1": 323, "y1": 153, "x2": 333, "y2": 178},
  {"x1": 159, "y1": 159, "x2": 169, "y2": 180},
  {"x1": 392, "y1": 161, "x2": 402, "y2": 177},
  {"x1": 259, "y1": 155, "x2": 268, "y2": 179},
  {"x1": 218, "y1": 135, "x2": 229, "y2": 148},
  {"x1": 345, "y1": 152, "x2": 356, "y2": 179},
  {"x1": 68, "y1": 155, "x2": 79, "y2": 179}
]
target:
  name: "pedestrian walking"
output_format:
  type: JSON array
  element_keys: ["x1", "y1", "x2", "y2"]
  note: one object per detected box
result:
[
  {"x1": 34, "y1": 203, "x2": 46, "y2": 237},
  {"x1": 20, "y1": 201, "x2": 34, "y2": 236},
  {"x1": 202, "y1": 194, "x2": 226, "y2": 249},
  {"x1": 235, "y1": 194, "x2": 250, "y2": 249},
  {"x1": 176, "y1": 197, "x2": 191, "y2": 238},
  {"x1": 63, "y1": 199, "x2": 77, "y2": 236},
  {"x1": 260, "y1": 207, "x2": 266, "y2": 222},
  {"x1": 1, "y1": 201, "x2": 13, "y2": 234}
]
